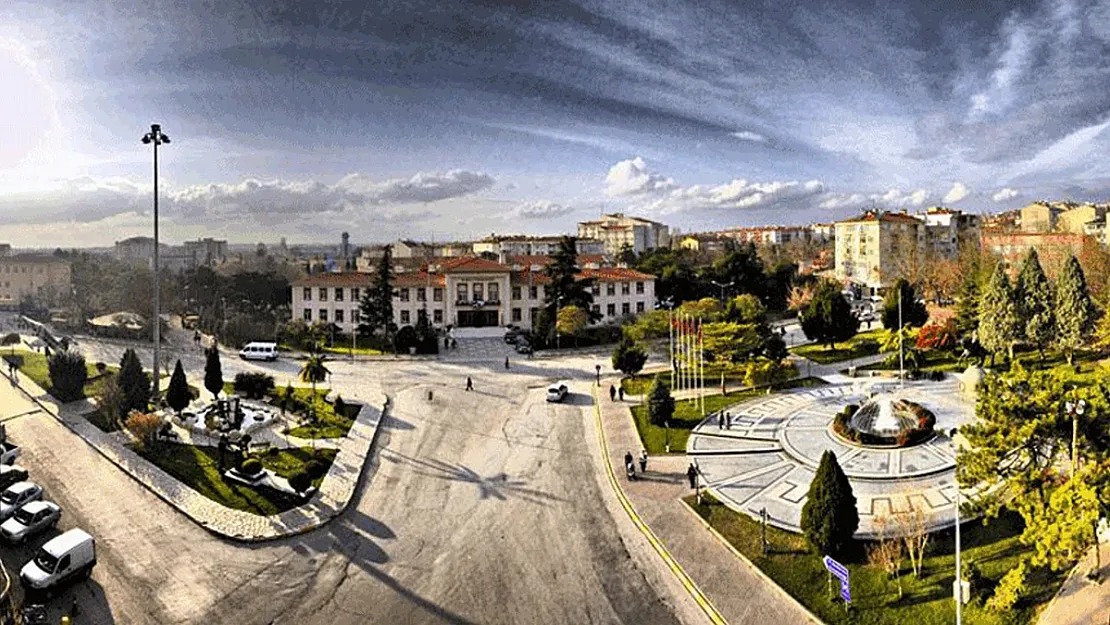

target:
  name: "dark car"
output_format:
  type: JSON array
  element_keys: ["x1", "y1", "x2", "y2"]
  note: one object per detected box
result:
[
  {"x1": 0, "y1": 465, "x2": 28, "y2": 491},
  {"x1": 515, "y1": 342, "x2": 533, "y2": 355},
  {"x1": 503, "y1": 331, "x2": 521, "y2": 344}
]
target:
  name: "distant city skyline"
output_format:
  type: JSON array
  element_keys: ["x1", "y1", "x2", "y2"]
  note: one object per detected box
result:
[{"x1": 3, "y1": 0, "x2": 1110, "y2": 247}]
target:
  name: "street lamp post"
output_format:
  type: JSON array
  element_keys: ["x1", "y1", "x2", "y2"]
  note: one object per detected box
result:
[
  {"x1": 710, "y1": 280, "x2": 734, "y2": 303},
  {"x1": 141, "y1": 124, "x2": 170, "y2": 400},
  {"x1": 1066, "y1": 398, "x2": 1087, "y2": 477},
  {"x1": 555, "y1": 294, "x2": 563, "y2": 351}
]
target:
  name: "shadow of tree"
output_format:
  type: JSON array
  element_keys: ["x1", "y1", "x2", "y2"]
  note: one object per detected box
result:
[{"x1": 383, "y1": 449, "x2": 565, "y2": 505}]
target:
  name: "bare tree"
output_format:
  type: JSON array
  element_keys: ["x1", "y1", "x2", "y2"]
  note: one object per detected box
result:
[
  {"x1": 867, "y1": 512, "x2": 905, "y2": 598},
  {"x1": 892, "y1": 493, "x2": 931, "y2": 578}
]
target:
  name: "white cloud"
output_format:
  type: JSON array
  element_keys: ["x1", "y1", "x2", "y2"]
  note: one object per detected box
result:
[
  {"x1": 604, "y1": 157, "x2": 676, "y2": 197},
  {"x1": 729, "y1": 130, "x2": 767, "y2": 143},
  {"x1": 513, "y1": 200, "x2": 575, "y2": 219},
  {"x1": 818, "y1": 187, "x2": 931, "y2": 211},
  {"x1": 943, "y1": 182, "x2": 970, "y2": 204},
  {"x1": 337, "y1": 169, "x2": 495, "y2": 204},
  {"x1": 992, "y1": 187, "x2": 1021, "y2": 202}
]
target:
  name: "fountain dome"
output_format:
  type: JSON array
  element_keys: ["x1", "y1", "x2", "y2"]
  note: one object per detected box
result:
[{"x1": 835, "y1": 394, "x2": 936, "y2": 447}]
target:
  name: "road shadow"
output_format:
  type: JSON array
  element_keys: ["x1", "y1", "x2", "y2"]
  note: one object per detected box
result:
[
  {"x1": 383, "y1": 449, "x2": 565, "y2": 505},
  {"x1": 380, "y1": 412, "x2": 416, "y2": 431},
  {"x1": 20, "y1": 578, "x2": 116, "y2": 625}
]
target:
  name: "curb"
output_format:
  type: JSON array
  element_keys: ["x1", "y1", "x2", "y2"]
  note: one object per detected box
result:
[
  {"x1": 8, "y1": 371, "x2": 387, "y2": 543},
  {"x1": 679, "y1": 501, "x2": 826, "y2": 625},
  {"x1": 591, "y1": 384, "x2": 727, "y2": 625}
]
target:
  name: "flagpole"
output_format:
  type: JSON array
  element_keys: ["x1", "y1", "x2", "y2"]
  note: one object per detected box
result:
[
  {"x1": 669, "y1": 308, "x2": 675, "y2": 389},
  {"x1": 699, "y1": 316, "x2": 705, "y2": 416}
]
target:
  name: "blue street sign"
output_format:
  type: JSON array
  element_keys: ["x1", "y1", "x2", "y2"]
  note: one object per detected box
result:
[
  {"x1": 840, "y1": 580, "x2": 851, "y2": 603},
  {"x1": 823, "y1": 556, "x2": 849, "y2": 582}
]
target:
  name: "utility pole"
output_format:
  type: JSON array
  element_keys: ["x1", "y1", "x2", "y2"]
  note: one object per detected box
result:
[{"x1": 898, "y1": 290, "x2": 904, "y2": 389}]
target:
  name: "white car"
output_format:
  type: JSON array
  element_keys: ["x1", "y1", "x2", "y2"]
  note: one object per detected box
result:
[
  {"x1": 1, "y1": 500, "x2": 60, "y2": 544},
  {"x1": 0, "y1": 482, "x2": 42, "y2": 522},
  {"x1": 545, "y1": 382, "x2": 569, "y2": 403}
]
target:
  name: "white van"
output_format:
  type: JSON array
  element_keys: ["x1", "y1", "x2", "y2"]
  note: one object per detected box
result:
[
  {"x1": 20, "y1": 528, "x2": 96, "y2": 591},
  {"x1": 239, "y1": 342, "x2": 278, "y2": 361},
  {"x1": 545, "y1": 381, "x2": 569, "y2": 403}
]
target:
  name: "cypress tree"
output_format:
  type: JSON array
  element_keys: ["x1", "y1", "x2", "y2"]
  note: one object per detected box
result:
[
  {"x1": 978, "y1": 262, "x2": 1021, "y2": 366},
  {"x1": 881, "y1": 278, "x2": 928, "y2": 330},
  {"x1": 800, "y1": 450, "x2": 858, "y2": 558},
  {"x1": 204, "y1": 346, "x2": 223, "y2": 400},
  {"x1": 1055, "y1": 255, "x2": 1095, "y2": 366},
  {"x1": 1014, "y1": 249, "x2": 1055, "y2": 359},
  {"x1": 646, "y1": 374, "x2": 675, "y2": 426},
  {"x1": 117, "y1": 348, "x2": 150, "y2": 415},
  {"x1": 544, "y1": 236, "x2": 598, "y2": 321},
  {"x1": 954, "y1": 262, "x2": 982, "y2": 338},
  {"x1": 166, "y1": 360, "x2": 191, "y2": 416}
]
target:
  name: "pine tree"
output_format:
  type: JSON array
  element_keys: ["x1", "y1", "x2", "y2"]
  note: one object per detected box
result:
[
  {"x1": 166, "y1": 360, "x2": 191, "y2": 416},
  {"x1": 1014, "y1": 249, "x2": 1055, "y2": 359},
  {"x1": 358, "y1": 244, "x2": 395, "y2": 340},
  {"x1": 204, "y1": 347, "x2": 223, "y2": 401},
  {"x1": 954, "y1": 261, "x2": 982, "y2": 338},
  {"x1": 1055, "y1": 255, "x2": 1095, "y2": 366},
  {"x1": 800, "y1": 450, "x2": 859, "y2": 558},
  {"x1": 800, "y1": 279, "x2": 859, "y2": 349},
  {"x1": 544, "y1": 236, "x2": 597, "y2": 321},
  {"x1": 978, "y1": 263, "x2": 1020, "y2": 366},
  {"x1": 646, "y1": 374, "x2": 675, "y2": 426},
  {"x1": 881, "y1": 279, "x2": 928, "y2": 330},
  {"x1": 117, "y1": 348, "x2": 151, "y2": 414},
  {"x1": 611, "y1": 336, "x2": 648, "y2": 376}
]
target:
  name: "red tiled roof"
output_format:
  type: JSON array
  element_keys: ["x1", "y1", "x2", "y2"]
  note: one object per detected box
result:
[
  {"x1": 510, "y1": 271, "x2": 552, "y2": 285},
  {"x1": 580, "y1": 267, "x2": 655, "y2": 281},
  {"x1": 839, "y1": 211, "x2": 921, "y2": 225},
  {"x1": 435, "y1": 256, "x2": 509, "y2": 273},
  {"x1": 296, "y1": 273, "x2": 375, "y2": 287},
  {"x1": 393, "y1": 271, "x2": 446, "y2": 288}
]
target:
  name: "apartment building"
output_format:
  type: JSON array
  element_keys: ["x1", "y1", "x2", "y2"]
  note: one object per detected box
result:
[
  {"x1": 577, "y1": 213, "x2": 670, "y2": 255},
  {"x1": 291, "y1": 255, "x2": 656, "y2": 334},
  {"x1": 718, "y1": 225, "x2": 831, "y2": 246},
  {"x1": 834, "y1": 208, "x2": 980, "y2": 294},
  {"x1": 472, "y1": 235, "x2": 605, "y2": 257},
  {"x1": 183, "y1": 238, "x2": 228, "y2": 266},
  {"x1": 981, "y1": 232, "x2": 1086, "y2": 277},
  {"x1": 0, "y1": 249, "x2": 72, "y2": 308}
]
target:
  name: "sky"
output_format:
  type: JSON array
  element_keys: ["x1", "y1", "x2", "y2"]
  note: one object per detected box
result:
[{"x1": 3, "y1": 0, "x2": 1110, "y2": 247}]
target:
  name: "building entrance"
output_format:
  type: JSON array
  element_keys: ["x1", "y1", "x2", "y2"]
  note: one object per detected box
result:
[{"x1": 456, "y1": 310, "x2": 499, "y2": 327}]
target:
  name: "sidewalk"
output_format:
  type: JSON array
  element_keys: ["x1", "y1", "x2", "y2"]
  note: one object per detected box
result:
[
  {"x1": 4, "y1": 368, "x2": 388, "y2": 542},
  {"x1": 597, "y1": 377, "x2": 821, "y2": 624},
  {"x1": 1037, "y1": 542, "x2": 1110, "y2": 625}
]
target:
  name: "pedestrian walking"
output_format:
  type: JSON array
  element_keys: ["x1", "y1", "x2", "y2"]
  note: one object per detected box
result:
[
  {"x1": 618, "y1": 387, "x2": 624, "y2": 401},
  {"x1": 609, "y1": 385, "x2": 616, "y2": 401},
  {"x1": 624, "y1": 451, "x2": 636, "y2": 480},
  {"x1": 717, "y1": 411, "x2": 724, "y2": 429},
  {"x1": 686, "y1": 463, "x2": 698, "y2": 489},
  {"x1": 639, "y1": 450, "x2": 647, "y2": 473},
  {"x1": 465, "y1": 376, "x2": 473, "y2": 391},
  {"x1": 725, "y1": 412, "x2": 732, "y2": 430},
  {"x1": 504, "y1": 357, "x2": 510, "y2": 369},
  {"x1": 444, "y1": 336, "x2": 450, "y2": 350}
]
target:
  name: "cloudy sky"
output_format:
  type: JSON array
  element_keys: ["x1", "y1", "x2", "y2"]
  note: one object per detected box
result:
[{"x1": 3, "y1": 0, "x2": 1110, "y2": 247}]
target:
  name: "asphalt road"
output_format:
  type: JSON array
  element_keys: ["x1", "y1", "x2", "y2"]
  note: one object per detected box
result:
[{"x1": 2, "y1": 332, "x2": 685, "y2": 625}]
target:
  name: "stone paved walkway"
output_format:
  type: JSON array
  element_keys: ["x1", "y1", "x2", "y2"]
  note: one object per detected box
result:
[
  {"x1": 597, "y1": 376, "x2": 822, "y2": 625},
  {"x1": 1036, "y1": 542, "x2": 1110, "y2": 625},
  {"x1": 3, "y1": 368, "x2": 387, "y2": 542}
]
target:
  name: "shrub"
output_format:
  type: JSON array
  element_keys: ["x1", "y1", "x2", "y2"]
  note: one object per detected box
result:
[
  {"x1": 239, "y1": 458, "x2": 263, "y2": 476},
  {"x1": 48, "y1": 350, "x2": 88, "y2": 402},
  {"x1": 233, "y1": 372, "x2": 275, "y2": 400},
  {"x1": 125, "y1": 411, "x2": 161, "y2": 449},
  {"x1": 118, "y1": 348, "x2": 151, "y2": 415},
  {"x1": 95, "y1": 362, "x2": 107, "y2": 375},
  {"x1": 986, "y1": 562, "x2": 1026, "y2": 612},
  {"x1": 288, "y1": 470, "x2": 313, "y2": 494},
  {"x1": 394, "y1": 325, "x2": 418, "y2": 353},
  {"x1": 305, "y1": 460, "x2": 327, "y2": 480}
]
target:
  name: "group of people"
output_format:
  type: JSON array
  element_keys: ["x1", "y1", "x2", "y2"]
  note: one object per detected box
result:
[
  {"x1": 607, "y1": 384, "x2": 624, "y2": 402},
  {"x1": 623, "y1": 450, "x2": 648, "y2": 480},
  {"x1": 716, "y1": 411, "x2": 733, "y2": 430}
]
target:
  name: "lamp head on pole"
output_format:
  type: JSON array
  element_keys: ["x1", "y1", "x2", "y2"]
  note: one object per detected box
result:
[{"x1": 141, "y1": 124, "x2": 171, "y2": 146}]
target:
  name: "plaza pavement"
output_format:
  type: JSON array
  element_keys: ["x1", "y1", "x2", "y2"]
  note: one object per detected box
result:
[
  {"x1": 1036, "y1": 542, "x2": 1110, "y2": 625},
  {"x1": 4, "y1": 364, "x2": 388, "y2": 541}
]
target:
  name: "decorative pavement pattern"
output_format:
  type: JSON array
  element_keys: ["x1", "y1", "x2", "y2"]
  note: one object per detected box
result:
[{"x1": 688, "y1": 377, "x2": 977, "y2": 538}]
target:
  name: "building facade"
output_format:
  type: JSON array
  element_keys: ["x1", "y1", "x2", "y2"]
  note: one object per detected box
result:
[
  {"x1": 183, "y1": 238, "x2": 228, "y2": 266},
  {"x1": 577, "y1": 213, "x2": 670, "y2": 255},
  {"x1": 291, "y1": 256, "x2": 656, "y2": 334},
  {"x1": 472, "y1": 235, "x2": 605, "y2": 257},
  {"x1": 0, "y1": 251, "x2": 72, "y2": 308},
  {"x1": 981, "y1": 232, "x2": 1087, "y2": 276}
]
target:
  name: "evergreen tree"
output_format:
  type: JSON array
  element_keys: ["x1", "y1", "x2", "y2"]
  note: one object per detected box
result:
[
  {"x1": 47, "y1": 350, "x2": 87, "y2": 402},
  {"x1": 881, "y1": 278, "x2": 928, "y2": 330},
  {"x1": 954, "y1": 261, "x2": 982, "y2": 338},
  {"x1": 204, "y1": 346, "x2": 223, "y2": 401},
  {"x1": 978, "y1": 263, "x2": 1021, "y2": 366},
  {"x1": 800, "y1": 450, "x2": 859, "y2": 558},
  {"x1": 544, "y1": 236, "x2": 598, "y2": 321},
  {"x1": 1014, "y1": 249, "x2": 1055, "y2": 359},
  {"x1": 611, "y1": 336, "x2": 648, "y2": 376},
  {"x1": 1055, "y1": 255, "x2": 1096, "y2": 366},
  {"x1": 646, "y1": 374, "x2": 675, "y2": 426},
  {"x1": 799, "y1": 279, "x2": 859, "y2": 349},
  {"x1": 117, "y1": 348, "x2": 151, "y2": 414},
  {"x1": 358, "y1": 244, "x2": 395, "y2": 341},
  {"x1": 165, "y1": 360, "x2": 191, "y2": 416}
]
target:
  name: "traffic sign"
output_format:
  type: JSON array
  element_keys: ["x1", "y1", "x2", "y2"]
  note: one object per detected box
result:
[
  {"x1": 823, "y1": 556, "x2": 849, "y2": 582},
  {"x1": 839, "y1": 580, "x2": 851, "y2": 603}
]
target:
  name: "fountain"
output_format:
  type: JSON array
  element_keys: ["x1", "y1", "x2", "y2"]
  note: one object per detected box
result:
[{"x1": 833, "y1": 392, "x2": 937, "y2": 447}]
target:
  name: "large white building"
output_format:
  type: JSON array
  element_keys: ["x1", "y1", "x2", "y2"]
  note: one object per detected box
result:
[
  {"x1": 577, "y1": 213, "x2": 670, "y2": 255},
  {"x1": 291, "y1": 255, "x2": 656, "y2": 333},
  {"x1": 472, "y1": 235, "x2": 605, "y2": 258}
]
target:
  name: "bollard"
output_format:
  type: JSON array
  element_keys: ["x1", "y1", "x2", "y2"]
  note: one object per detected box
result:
[{"x1": 427, "y1": 390, "x2": 434, "y2": 401}]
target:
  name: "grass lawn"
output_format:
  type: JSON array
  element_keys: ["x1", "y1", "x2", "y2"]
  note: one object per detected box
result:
[
  {"x1": 621, "y1": 369, "x2": 752, "y2": 396},
  {"x1": 628, "y1": 377, "x2": 826, "y2": 453},
  {"x1": 222, "y1": 381, "x2": 359, "y2": 439},
  {"x1": 789, "y1": 329, "x2": 885, "y2": 364},
  {"x1": 859, "y1": 350, "x2": 965, "y2": 374},
  {"x1": 687, "y1": 494, "x2": 1067, "y2": 625},
  {"x1": 858, "y1": 347, "x2": 1106, "y2": 383},
  {"x1": 278, "y1": 343, "x2": 383, "y2": 356},
  {"x1": 132, "y1": 443, "x2": 338, "y2": 516},
  {"x1": 10, "y1": 349, "x2": 120, "y2": 401}
]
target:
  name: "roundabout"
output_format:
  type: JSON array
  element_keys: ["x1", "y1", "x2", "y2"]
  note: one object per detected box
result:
[{"x1": 687, "y1": 376, "x2": 976, "y2": 538}]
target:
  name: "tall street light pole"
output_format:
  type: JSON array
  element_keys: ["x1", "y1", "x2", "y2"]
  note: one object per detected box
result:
[
  {"x1": 710, "y1": 280, "x2": 734, "y2": 303},
  {"x1": 142, "y1": 124, "x2": 170, "y2": 401}
]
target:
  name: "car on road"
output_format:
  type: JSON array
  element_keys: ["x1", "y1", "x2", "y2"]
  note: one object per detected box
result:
[
  {"x1": 503, "y1": 329, "x2": 525, "y2": 344},
  {"x1": 546, "y1": 381, "x2": 569, "y2": 402},
  {"x1": 0, "y1": 483, "x2": 42, "y2": 522},
  {"x1": 0, "y1": 441, "x2": 20, "y2": 467},
  {"x1": 239, "y1": 342, "x2": 279, "y2": 361},
  {"x1": 1, "y1": 501, "x2": 60, "y2": 544},
  {"x1": 0, "y1": 466, "x2": 28, "y2": 491},
  {"x1": 20, "y1": 528, "x2": 96, "y2": 592},
  {"x1": 515, "y1": 342, "x2": 533, "y2": 355}
]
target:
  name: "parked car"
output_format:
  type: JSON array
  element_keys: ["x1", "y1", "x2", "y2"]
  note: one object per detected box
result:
[
  {"x1": 20, "y1": 528, "x2": 96, "y2": 592},
  {"x1": 545, "y1": 381, "x2": 569, "y2": 403},
  {"x1": 0, "y1": 440, "x2": 20, "y2": 466},
  {"x1": 515, "y1": 342, "x2": 533, "y2": 355},
  {"x1": 0, "y1": 465, "x2": 28, "y2": 491},
  {"x1": 238, "y1": 342, "x2": 278, "y2": 361},
  {"x1": 1, "y1": 501, "x2": 60, "y2": 544},
  {"x1": 0, "y1": 482, "x2": 42, "y2": 522}
]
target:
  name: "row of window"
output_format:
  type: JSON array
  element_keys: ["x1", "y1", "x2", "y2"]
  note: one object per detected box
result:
[
  {"x1": 1, "y1": 266, "x2": 45, "y2": 274},
  {"x1": 302, "y1": 281, "x2": 647, "y2": 303},
  {"x1": 507, "y1": 301, "x2": 643, "y2": 322},
  {"x1": 302, "y1": 308, "x2": 447, "y2": 326}
]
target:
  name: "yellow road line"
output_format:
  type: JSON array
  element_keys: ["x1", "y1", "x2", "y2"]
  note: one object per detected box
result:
[{"x1": 592, "y1": 385, "x2": 728, "y2": 625}]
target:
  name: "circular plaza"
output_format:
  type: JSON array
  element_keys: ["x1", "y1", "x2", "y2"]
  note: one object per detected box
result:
[{"x1": 687, "y1": 376, "x2": 976, "y2": 538}]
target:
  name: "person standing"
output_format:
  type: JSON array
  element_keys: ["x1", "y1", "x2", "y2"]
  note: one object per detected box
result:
[
  {"x1": 618, "y1": 387, "x2": 624, "y2": 401},
  {"x1": 717, "y1": 411, "x2": 724, "y2": 429},
  {"x1": 725, "y1": 412, "x2": 732, "y2": 430},
  {"x1": 466, "y1": 376, "x2": 473, "y2": 391},
  {"x1": 624, "y1": 451, "x2": 635, "y2": 479},
  {"x1": 639, "y1": 450, "x2": 648, "y2": 473},
  {"x1": 686, "y1": 463, "x2": 698, "y2": 489},
  {"x1": 504, "y1": 357, "x2": 510, "y2": 369},
  {"x1": 609, "y1": 384, "x2": 616, "y2": 401}
]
